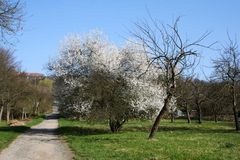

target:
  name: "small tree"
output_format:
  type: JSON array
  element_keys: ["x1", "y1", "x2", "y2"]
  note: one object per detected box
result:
[
  {"x1": 191, "y1": 79, "x2": 207, "y2": 124},
  {"x1": 84, "y1": 70, "x2": 133, "y2": 132},
  {"x1": 204, "y1": 81, "x2": 227, "y2": 122},
  {"x1": 176, "y1": 77, "x2": 193, "y2": 123},
  {"x1": 213, "y1": 36, "x2": 240, "y2": 131}
]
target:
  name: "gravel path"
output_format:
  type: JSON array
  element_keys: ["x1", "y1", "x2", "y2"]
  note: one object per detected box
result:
[{"x1": 0, "y1": 113, "x2": 74, "y2": 160}]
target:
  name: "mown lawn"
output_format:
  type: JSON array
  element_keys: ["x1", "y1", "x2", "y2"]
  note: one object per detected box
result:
[
  {"x1": 58, "y1": 119, "x2": 240, "y2": 160},
  {"x1": 0, "y1": 117, "x2": 44, "y2": 151}
]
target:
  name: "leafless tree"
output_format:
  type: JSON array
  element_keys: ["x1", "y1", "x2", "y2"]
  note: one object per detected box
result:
[
  {"x1": 132, "y1": 17, "x2": 213, "y2": 139},
  {"x1": 204, "y1": 81, "x2": 229, "y2": 123},
  {"x1": 191, "y1": 79, "x2": 207, "y2": 124},
  {"x1": 0, "y1": 0, "x2": 24, "y2": 44},
  {"x1": 213, "y1": 36, "x2": 240, "y2": 131},
  {"x1": 176, "y1": 76, "x2": 193, "y2": 123}
]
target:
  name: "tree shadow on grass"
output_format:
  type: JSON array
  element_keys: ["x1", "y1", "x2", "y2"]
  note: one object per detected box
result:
[
  {"x1": 159, "y1": 126, "x2": 236, "y2": 133},
  {"x1": 2, "y1": 125, "x2": 236, "y2": 138},
  {"x1": 56, "y1": 123, "x2": 238, "y2": 137},
  {"x1": 124, "y1": 126, "x2": 237, "y2": 134},
  {"x1": 57, "y1": 126, "x2": 109, "y2": 136},
  {"x1": 57, "y1": 126, "x2": 123, "y2": 143}
]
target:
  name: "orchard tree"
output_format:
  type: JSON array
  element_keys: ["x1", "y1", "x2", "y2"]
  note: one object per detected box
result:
[
  {"x1": 213, "y1": 36, "x2": 240, "y2": 131},
  {"x1": 191, "y1": 79, "x2": 207, "y2": 124},
  {"x1": 133, "y1": 17, "x2": 212, "y2": 139},
  {"x1": 176, "y1": 77, "x2": 193, "y2": 123},
  {"x1": 204, "y1": 81, "x2": 228, "y2": 122},
  {"x1": 83, "y1": 69, "x2": 134, "y2": 132}
]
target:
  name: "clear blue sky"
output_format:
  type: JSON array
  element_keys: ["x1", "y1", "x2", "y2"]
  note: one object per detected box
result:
[{"x1": 15, "y1": 0, "x2": 240, "y2": 79}]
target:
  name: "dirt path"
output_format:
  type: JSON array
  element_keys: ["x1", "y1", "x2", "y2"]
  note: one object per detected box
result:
[{"x1": 0, "y1": 113, "x2": 73, "y2": 160}]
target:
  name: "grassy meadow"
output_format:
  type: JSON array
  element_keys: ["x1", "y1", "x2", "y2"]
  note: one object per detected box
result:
[
  {"x1": 0, "y1": 117, "x2": 44, "y2": 151},
  {"x1": 58, "y1": 119, "x2": 240, "y2": 160}
]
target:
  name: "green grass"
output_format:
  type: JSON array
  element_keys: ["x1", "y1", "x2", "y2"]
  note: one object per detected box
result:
[
  {"x1": 58, "y1": 119, "x2": 240, "y2": 160},
  {"x1": 0, "y1": 117, "x2": 44, "y2": 151}
]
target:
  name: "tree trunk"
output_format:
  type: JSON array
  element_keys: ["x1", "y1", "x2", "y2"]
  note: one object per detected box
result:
[
  {"x1": 33, "y1": 100, "x2": 40, "y2": 116},
  {"x1": 33, "y1": 100, "x2": 36, "y2": 115},
  {"x1": 36, "y1": 101, "x2": 39, "y2": 115},
  {"x1": 232, "y1": 84, "x2": 239, "y2": 131},
  {"x1": 22, "y1": 108, "x2": 25, "y2": 120},
  {"x1": 33, "y1": 99, "x2": 38, "y2": 115},
  {"x1": 214, "y1": 113, "x2": 218, "y2": 123},
  {"x1": 197, "y1": 104, "x2": 202, "y2": 124},
  {"x1": 233, "y1": 107, "x2": 239, "y2": 131},
  {"x1": 148, "y1": 93, "x2": 172, "y2": 139},
  {"x1": 186, "y1": 106, "x2": 191, "y2": 123},
  {"x1": 171, "y1": 114, "x2": 174, "y2": 123},
  {"x1": 0, "y1": 106, "x2": 3, "y2": 121},
  {"x1": 214, "y1": 110, "x2": 218, "y2": 123},
  {"x1": 170, "y1": 107, "x2": 174, "y2": 123},
  {"x1": 109, "y1": 119, "x2": 126, "y2": 133},
  {"x1": 6, "y1": 106, "x2": 10, "y2": 122},
  {"x1": 109, "y1": 119, "x2": 119, "y2": 133},
  {"x1": 11, "y1": 112, "x2": 14, "y2": 120}
]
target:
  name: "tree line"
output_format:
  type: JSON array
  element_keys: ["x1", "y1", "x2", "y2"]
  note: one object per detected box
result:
[
  {"x1": 0, "y1": 48, "x2": 52, "y2": 122},
  {"x1": 176, "y1": 78, "x2": 238, "y2": 123}
]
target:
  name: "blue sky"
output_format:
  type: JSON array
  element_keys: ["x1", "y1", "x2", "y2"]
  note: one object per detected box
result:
[{"x1": 15, "y1": 0, "x2": 240, "y2": 79}]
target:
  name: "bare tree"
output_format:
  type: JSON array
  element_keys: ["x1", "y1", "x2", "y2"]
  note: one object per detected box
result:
[
  {"x1": 132, "y1": 17, "x2": 212, "y2": 139},
  {"x1": 191, "y1": 79, "x2": 207, "y2": 124},
  {"x1": 204, "y1": 81, "x2": 228, "y2": 123},
  {"x1": 176, "y1": 76, "x2": 193, "y2": 123},
  {"x1": 0, "y1": 0, "x2": 24, "y2": 43},
  {"x1": 213, "y1": 36, "x2": 240, "y2": 131}
]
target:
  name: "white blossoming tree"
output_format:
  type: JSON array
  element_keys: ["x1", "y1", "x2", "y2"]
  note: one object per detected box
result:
[
  {"x1": 48, "y1": 30, "x2": 166, "y2": 132},
  {"x1": 120, "y1": 42, "x2": 165, "y2": 119}
]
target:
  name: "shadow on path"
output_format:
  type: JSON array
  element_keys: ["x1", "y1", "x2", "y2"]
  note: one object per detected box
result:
[
  {"x1": 0, "y1": 112, "x2": 74, "y2": 160},
  {"x1": 0, "y1": 113, "x2": 61, "y2": 135}
]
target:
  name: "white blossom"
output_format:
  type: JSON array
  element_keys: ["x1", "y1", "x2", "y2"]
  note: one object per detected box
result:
[{"x1": 48, "y1": 30, "x2": 167, "y2": 119}]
